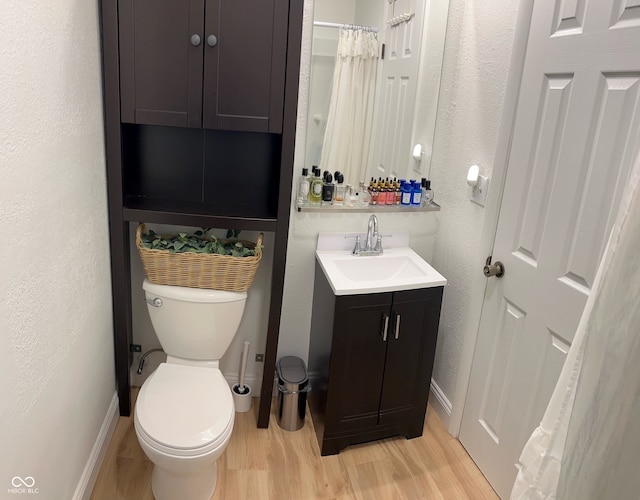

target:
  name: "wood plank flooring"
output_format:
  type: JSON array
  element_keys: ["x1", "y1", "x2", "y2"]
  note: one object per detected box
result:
[{"x1": 91, "y1": 389, "x2": 497, "y2": 499}]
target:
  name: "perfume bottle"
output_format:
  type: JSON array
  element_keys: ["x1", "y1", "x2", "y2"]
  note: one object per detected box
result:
[
  {"x1": 357, "y1": 181, "x2": 371, "y2": 207},
  {"x1": 422, "y1": 178, "x2": 433, "y2": 206},
  {"x1": 334, "y1": 172, "x2": 345, "y2": 205},
  {"x1": 308, "y1": 166, "x2": 323, "y2": 206},
  {"x1": 345, "y1": 185, "x2": 357, "y2": 207},
  {"x1": 296, "y1": 167, "x2": 310, "y2": 207},
  {"x1": 322, "y1": 172, "x2": 335, "y2": 204}
]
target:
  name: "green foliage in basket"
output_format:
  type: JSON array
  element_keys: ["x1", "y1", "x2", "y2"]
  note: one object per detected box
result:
[{"x1": 141, "y1": 229, "x2": 260, "y2": 257}]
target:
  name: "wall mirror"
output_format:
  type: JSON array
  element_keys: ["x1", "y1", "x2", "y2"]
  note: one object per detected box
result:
[{"x1": 306, "y1": 0, "x2": 450, "y2": 188}]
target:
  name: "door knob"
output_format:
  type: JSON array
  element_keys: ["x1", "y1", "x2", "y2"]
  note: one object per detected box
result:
[
  {"x1": 207, "y1": 34, "x2": 218, "y2": 47},
  {"x1": 190, "y1": 34, "x2": 201, "y2": 47},
  {"x1": 483, "y1": 256, "x2": 505, "y2": 278}
]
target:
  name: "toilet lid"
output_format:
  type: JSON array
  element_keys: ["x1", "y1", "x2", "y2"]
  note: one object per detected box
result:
[{"x1": 136, "y1": 363, "x2": 233, "y2": 450}]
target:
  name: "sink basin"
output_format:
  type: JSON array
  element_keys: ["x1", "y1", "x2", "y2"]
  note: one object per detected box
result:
[
  {"x1": 332, "y1": 255, "x2": 426, "y2": 282},
  {"x1": 316, "y1": 247, "x2": 447, "y2": 296}
]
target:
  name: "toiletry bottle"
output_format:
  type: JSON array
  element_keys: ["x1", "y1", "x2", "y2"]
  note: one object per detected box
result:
[
  {"x1": 370, "y1": 184, "x2": 378, "y2": 205},
  {"x1": 322, "y1": 172, "x2": 335, "y2": 204},
  {"x1": 308, "y1": 166, "x2": 323, "y2": 206},
  {"x1": 358, "y1": 181, "x2": 371, "y2": 207},
  {"x1": 411, "y1": 180, "x2": 422, "y2": 206},
  {"x1": 367, "y1": 178, "x2": 376, "y2": 205},
  {"x1": 334, "y1": 172, "x2": 345, "y2": 205},
  {"x1": 345, "y1": 185, "x2": 356, "y2": 207},
  {"x1": 401, "y1": 180, "x2": 412, "y2": 205},
  {"x1": 296, "y1": 167, "x2": 310, "y2": 207},
  {"x1": 394, "y1": 180, "x2": 401, "y2": 204},
  {"x1": 422, "y1": 179, "x2": 433, "y2": 206},
  {"x1": 377, "y1": 179, "x2": 387, "y2": 205},
  {"x1": 385, "y1": 180, "x2": 394, "y2": 205}
]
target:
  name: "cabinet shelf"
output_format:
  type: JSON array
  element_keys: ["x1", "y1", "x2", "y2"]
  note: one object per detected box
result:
[
  {"x1": 122, "y1": 196, "x2": 277, "y2": 231},
  {"x1": 297, "y1": 201, "x2": 441, "y2": 214}
]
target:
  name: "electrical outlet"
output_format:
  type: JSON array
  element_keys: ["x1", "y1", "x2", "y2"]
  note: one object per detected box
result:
[
  {"x1": 470, "y1": 175, "x2": 490, "y2": 207},
  {"x1": 255, "y1": 354, "x2": 264, "y2": 362},
  {"x1": 130, "y1": 344, "x2": 142, "y2": 353}
]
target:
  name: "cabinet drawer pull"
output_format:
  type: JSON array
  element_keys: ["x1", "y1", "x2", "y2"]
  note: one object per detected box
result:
[
  {"x1": 381, "y1": 314, "x2": 389, "y2": 342},
  {"x1": 207, "y1": 34, "x2": 218, "y2": 47},
  {"x1": 394, "y1": 314, "x2": 401, "y2": 339},
  {"x1": 190, "y1": 34, "x2": 201, "y2": 47}
]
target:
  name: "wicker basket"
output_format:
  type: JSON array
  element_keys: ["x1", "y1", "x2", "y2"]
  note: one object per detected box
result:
[{"x1": 136, "y1": 224, "x2": 263, "y2": 292}]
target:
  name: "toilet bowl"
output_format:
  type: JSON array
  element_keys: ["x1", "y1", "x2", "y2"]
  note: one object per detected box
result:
[{"x1": 135, "y1": 280, "x2": 247, "y2": 499}]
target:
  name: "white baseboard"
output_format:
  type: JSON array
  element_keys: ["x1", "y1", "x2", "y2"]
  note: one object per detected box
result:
[
  {"x1": 72, "y1": 391, "x2": 119, "y2": 500},
  {"x1": 430, "y1": 379, "x2": 452, "y2": 431}
]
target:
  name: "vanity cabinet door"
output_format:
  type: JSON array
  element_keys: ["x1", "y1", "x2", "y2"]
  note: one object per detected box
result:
[
  {"x1": 378, "y1": 287, "x2": 443, "y2": 425},
  {"x1": 325, "y1": 293, "x2": 393, "y2": 434},
  {"x1": 119, "y1": 0, "x2": 205, "y2": 128}
]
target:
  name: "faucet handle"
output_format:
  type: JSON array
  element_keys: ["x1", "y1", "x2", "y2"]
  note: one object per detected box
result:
[
  {"x1": 373, "y1": 233, "x2": 383, "y2": 254},
  {"x1": 352, "y1": 235, "x2": 362, "y2": 255}
]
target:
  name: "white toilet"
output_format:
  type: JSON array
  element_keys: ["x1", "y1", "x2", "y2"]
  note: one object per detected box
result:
[{"x1": 134, "y1": 279, "x2": 248, "y2": 500}]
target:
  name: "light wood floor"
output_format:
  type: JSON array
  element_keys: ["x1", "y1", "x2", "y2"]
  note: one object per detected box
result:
[{"x1": 91, "y1": 389, "x2": 497, "y2": 499}]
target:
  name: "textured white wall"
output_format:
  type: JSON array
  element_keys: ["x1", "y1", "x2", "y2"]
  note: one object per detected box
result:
[
  {"x1": 0, "y1": 0, "x2": 114, "y2": 497},
  {"x1": 428, "y1": 0, "x2": 520, "y2": 405}
]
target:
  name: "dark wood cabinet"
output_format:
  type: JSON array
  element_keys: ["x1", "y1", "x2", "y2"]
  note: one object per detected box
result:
[
  {"x1": 100, "y1": 0, "x2": 304, "y2": 427},
  {"x1": 308, "y1": 262, "x2": 443, "y2": 456},
  {"x1": 119, "y1": 0, "x2": 288, "y2": 133}
]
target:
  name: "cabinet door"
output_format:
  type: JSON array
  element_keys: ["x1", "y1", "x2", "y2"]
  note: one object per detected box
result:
[
  {"x1": 378, "y1": 287, "x2": 443, "y2": 424},
  {"x1": 119, "y1": 0, "x2": 205, "y2": 128},
  {"x1": 326, "y1": 293, "x2": 393, "y2": 433},
  {"x1": 202, "y1": 0, "x2": 288, "y2": 132}
]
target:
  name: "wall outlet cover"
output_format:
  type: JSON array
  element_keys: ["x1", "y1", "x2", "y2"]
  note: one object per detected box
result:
[{"x1": 470, "y1": 175, "x2": 490, "y2": 207}]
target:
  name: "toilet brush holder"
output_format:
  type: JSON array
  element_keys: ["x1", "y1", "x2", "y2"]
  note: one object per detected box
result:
[{"x1": 232, "y1": 384, "x2": 252, "y2": 413}]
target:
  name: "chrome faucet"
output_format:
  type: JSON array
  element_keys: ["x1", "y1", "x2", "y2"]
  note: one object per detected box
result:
[{"x1": 352, "y1": 215, "x2": 383, "y2": 256}]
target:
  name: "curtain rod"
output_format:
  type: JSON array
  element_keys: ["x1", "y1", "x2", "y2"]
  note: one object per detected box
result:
[{"x1": 313, "y1": 21, "x2": 379, "y2": 33}]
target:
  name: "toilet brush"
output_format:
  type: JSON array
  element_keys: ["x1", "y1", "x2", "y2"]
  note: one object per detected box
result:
[{"x1": 232, "y1": 341, "x2": 252, "y2": 412}]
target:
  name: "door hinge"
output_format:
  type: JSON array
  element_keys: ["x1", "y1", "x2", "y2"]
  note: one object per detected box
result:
[{"x1": 381, "y1": 43, "x2": 385, "y2": 60}]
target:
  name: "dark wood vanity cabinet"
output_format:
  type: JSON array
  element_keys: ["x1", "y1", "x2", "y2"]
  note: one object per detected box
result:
[
  {"x1": 308, "y1": 262, "x2": 443, "y2": 456},
  {"x1": 118, "y1": 0, "x2": 288, "y2": 133}
]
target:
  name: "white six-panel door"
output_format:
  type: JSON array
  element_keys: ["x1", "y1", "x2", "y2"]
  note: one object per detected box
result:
[
  {"x1": 370, "y1": 0, "x2": 425, "y2": 180},
  {"x1": 460, "y1": 0, "x2": 640, "y2": 497}
]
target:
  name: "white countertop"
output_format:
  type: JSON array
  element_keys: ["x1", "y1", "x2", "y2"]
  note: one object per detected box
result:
[{"x1": 315, "y1": 231, "x2": 447, "y2": 296}]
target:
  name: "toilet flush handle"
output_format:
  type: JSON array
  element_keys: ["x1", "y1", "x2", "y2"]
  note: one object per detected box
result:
[{"x1": 146, "y1": 297, "x2": 163, "y2": 307}]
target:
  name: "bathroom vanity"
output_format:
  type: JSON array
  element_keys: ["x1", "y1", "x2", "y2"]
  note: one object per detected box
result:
[{"x1": 308, "y1": 232, "x2": 446, "y2": 455}]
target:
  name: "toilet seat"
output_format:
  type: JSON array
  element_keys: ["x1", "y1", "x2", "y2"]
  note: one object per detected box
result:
[{"x1": 135, "y1": 363, "x2": 234, "y2": 457}]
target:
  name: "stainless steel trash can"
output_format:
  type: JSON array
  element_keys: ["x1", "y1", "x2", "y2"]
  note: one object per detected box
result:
[{"x1": 276, "y1": 356, "x2": 310, "y2": 431}]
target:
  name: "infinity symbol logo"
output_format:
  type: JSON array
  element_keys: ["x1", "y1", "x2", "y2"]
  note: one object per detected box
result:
[{"x1": 11, "y1": 476, "x2": 35, "y2": 488}]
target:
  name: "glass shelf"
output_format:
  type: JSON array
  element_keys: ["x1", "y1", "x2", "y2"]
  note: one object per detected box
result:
[{"x1": 296, "y1": 201, "x2": 440, "y2": 213}]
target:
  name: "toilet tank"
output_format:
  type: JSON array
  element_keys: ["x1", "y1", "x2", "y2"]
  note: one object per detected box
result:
[{"x1": 143, "y1": 280, "x2": 247, "y2": 361}]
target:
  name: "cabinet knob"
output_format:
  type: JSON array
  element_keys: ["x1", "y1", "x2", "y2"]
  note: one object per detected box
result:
[
  {"x1": 207, "y1": 34, "x2": 218, "y2": 47},
  {"x1": 190, "y1": 34, "x2": 201, "y2": 47}
]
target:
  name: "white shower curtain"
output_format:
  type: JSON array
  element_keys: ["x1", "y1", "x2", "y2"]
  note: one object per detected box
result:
[
  {"x1": 510, "y1": 147, "x2": 640, "y2": 500},
  {"x1": 319, "y1": 29, "x2": 378, "y2": 185}
]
